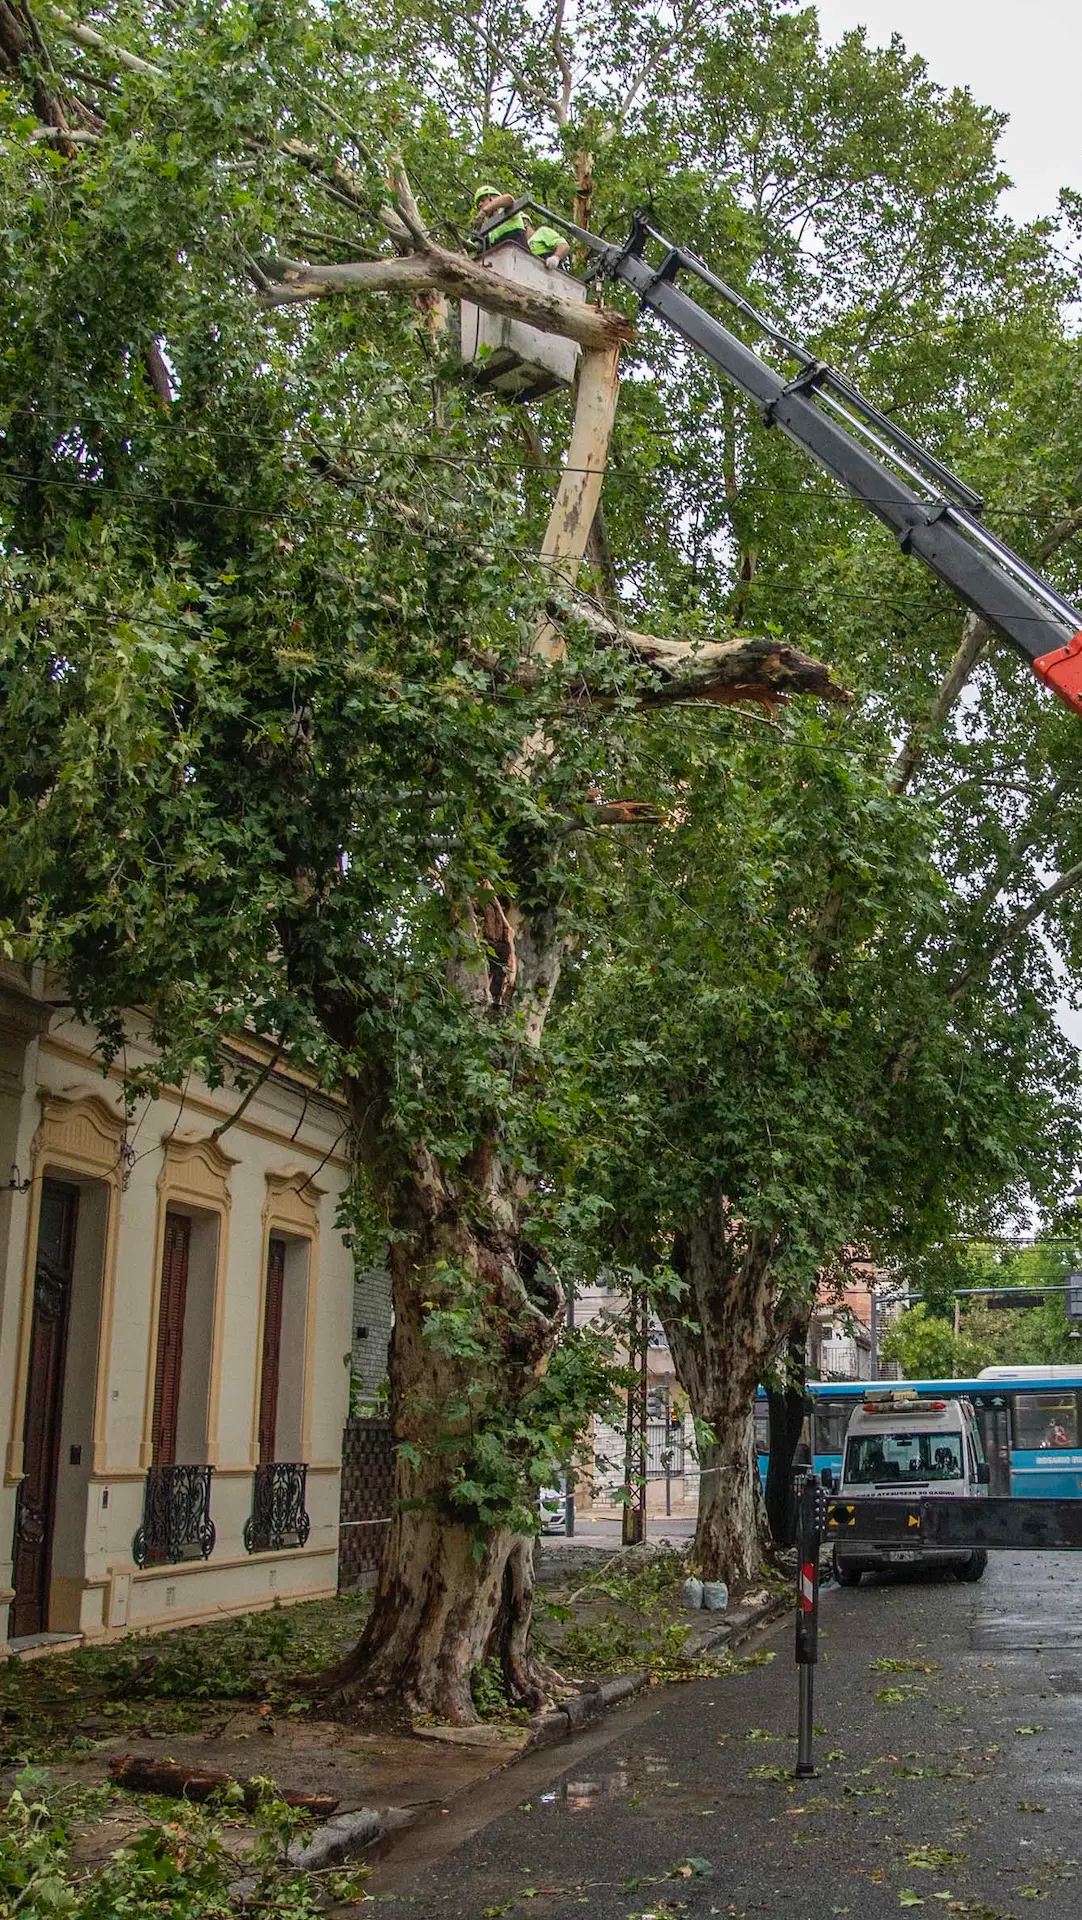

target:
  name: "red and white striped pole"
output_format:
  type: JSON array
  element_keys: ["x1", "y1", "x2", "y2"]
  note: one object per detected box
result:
[{"x1": 793, "y1": 1471, "x2": 823, "y2": 1779}]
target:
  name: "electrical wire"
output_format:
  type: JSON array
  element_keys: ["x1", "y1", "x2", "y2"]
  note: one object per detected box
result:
[{"x1": 2, "y1": 467, "x2": 1079, "y2": 625}]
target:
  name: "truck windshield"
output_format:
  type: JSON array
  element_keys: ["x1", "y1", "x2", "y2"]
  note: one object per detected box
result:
[{"x1": 845, "y1": 1431, "x2": 963, "y2": 1485}]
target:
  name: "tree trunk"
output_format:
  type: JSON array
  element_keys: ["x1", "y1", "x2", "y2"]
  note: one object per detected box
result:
[
  {"x1": 321, "y1": 1152, "x2": 562, "y2": 1723},
  {"x1": 658, "y1": 1202, "x2": 782, "y2": 1588},
  {"x1": 764, "y1": 1313, "x2": 809, "y2": 1549}
]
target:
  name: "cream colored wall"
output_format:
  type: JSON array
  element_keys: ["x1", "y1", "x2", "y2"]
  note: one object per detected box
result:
[{"x1": 0, "y1": 984, "x2": 354, "y2": 1650}]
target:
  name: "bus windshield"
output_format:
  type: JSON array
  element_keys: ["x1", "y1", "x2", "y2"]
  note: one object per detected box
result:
[{"x1": 845, "y1": 1430, "x2": 964, "y2": 1485}]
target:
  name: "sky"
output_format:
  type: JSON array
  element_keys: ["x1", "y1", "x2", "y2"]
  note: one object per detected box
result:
[{"x1": 812, "y1": 0, "x2": 1081, "y2": 226}]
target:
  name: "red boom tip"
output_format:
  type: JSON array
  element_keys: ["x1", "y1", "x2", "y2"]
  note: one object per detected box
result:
[{"x1": 1035, "y1": 631, "x2": 1082, "y2": 715}]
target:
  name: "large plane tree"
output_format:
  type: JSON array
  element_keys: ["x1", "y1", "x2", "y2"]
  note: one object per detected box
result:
[{"x1": 0, "y1": 0, "x2": 845, "y2": 1717}]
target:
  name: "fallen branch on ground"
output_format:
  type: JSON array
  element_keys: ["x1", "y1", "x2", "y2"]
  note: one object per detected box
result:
[{"x1": 109, "y1": 1754, "x2": 339, "y2": 1815}]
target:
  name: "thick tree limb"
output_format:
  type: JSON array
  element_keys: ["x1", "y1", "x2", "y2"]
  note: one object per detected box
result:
[
  {"x1": 42, "y1": 4, "x2": 164, "y2": 78},
  {"x1": 551, "y1": 598, "x2": 850, "y2": 709},
  {"x1": 531, "y1": 346, "x2": 623, "y2": 665},
  {"x1": 143, "y1": 340, "x2": 173, "y2": 409},
  {"x1": 947, "y1": 856, "x2": 1082, "y2": 1003},
  {"x1": 255, "y1": 247, "x2": 633, "y2": 352},
  {"x1": 889, "y1": 611, "x2": 990, "y2": 795},
  {"x1": 1, "y1": 0, "x2": 100, "y2": 139}
]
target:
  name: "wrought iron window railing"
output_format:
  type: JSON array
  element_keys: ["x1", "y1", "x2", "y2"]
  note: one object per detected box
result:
[
  {"x1": 244, "y1": 1462, "x2": 310, "y2": 1554},
  {"x1": 133, "y1": 1464, "x2": 216, "y2": 1568}
]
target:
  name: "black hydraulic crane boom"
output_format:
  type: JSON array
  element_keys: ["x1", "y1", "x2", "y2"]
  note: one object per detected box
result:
[{"x1": 507, "y1": 203, "x2": 1082, "y2": 717}]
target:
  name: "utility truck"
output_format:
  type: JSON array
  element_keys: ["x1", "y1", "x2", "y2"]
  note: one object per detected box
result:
[{"x1": 830, "y1": 1389, "x2": 990, "y2": 1586}]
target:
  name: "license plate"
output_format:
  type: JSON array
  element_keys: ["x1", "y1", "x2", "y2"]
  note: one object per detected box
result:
[{"x1": 885, "y1": 1549, "x2": 919, "y2": 1563}]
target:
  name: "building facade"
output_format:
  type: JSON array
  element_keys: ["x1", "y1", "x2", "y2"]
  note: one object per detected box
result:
[{"x1": 0, "y1": 966, "x2": 355, "y2": 1654}]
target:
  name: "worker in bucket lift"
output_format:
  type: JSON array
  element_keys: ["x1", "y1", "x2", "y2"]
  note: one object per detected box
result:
[
  {"x1": 528, "y1": 223, "x2": 571, "y2": 269},
  {"x1": 471, "y1": 185, "x2": 529, "y2": 250}
]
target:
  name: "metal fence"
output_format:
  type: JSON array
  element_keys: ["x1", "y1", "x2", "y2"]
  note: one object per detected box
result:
[
  {"x1": 645, "y1": 1421, "x2": 686, "y2": 1478},
  {"x1": 337, "y1": 1417, "x2": 394, "y2": 1589}
]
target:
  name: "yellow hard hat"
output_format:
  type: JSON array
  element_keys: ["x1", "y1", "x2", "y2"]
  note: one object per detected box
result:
[{"x1": 472, "y1": 184, "x2": 502, "y2": 205}]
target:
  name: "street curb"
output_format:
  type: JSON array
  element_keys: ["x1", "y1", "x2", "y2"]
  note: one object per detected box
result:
[
  {"x1": 693, "y1": 1587, "x2": 792, "y2": 1658},
  {"x1": 271, "y1": 1589, "x2": 795, "y2": 1880},
  {"x1": 286, "y1": 1805, "x2": 386, "y2": 1869},
  {"x1": 526, "y1": 1670, "x2": 651, "y2": 1748},
  {"x1": 525, "y1": 1587, "x2": 792, "y2": 1752}
]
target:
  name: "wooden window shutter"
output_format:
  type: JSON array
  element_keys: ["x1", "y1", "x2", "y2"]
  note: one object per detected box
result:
[
  {"x1": 152, "y1": 1212, "x2": 191, "y2": 1467},
  {"x1": 258, "y1": 1238, "x2": 287, "y2": 1465}
]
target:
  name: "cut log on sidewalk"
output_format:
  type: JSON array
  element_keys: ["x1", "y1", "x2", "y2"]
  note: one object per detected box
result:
[{"x1": 108, "y1": 1754, "x2": 339, "y2": 1816}]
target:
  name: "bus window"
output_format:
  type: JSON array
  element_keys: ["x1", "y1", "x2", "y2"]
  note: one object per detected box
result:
[
  {"x1": 1012, "y1": 1392, "x2": 1079, "y2": 1451},
  {"x1": 753, "y1": 1407, "x2": 771, "y2": 1458},
  {"x1": 813, "y1": 1399, "x2": 852, "y2": 1458}
]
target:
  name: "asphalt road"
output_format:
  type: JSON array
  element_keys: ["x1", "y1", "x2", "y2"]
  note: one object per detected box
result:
[{"x1": 374, "y1": 1550, "x2": 1082, "y2": 1918}]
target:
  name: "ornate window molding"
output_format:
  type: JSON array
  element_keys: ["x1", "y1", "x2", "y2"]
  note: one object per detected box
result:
[
  {"x1": 138, "y1": 1132, "x2": 238, "y2": 1469},
  {"x1": 247, "y1": 1168, "x2": 325, "y2": 1468}
]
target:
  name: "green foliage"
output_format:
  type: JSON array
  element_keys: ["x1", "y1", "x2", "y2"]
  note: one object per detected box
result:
[
  {"x1": 4, "y1": 0, "x2": 1082, "y2": 1603},
  {"x1": 882, "y1": 1304, "x2": 989, "y2": 1381},
  {"x1": 885, "y1": 1240, "x2": 1082, "y2": 1376},
  {"x1": 469, "y1": 1657, "x2": 529, "y2": 1722},
  {"x1": 0, "y1": 1594, "x2": 371, "y2": 1765},
  {"x1": 0, "y1": 1781, "x2": 323, "y2": 1919}
]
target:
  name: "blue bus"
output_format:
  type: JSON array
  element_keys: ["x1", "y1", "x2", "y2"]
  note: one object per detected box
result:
[{"x1": 754, "y1": 1368, "x2": 1082, "y2": 1500}]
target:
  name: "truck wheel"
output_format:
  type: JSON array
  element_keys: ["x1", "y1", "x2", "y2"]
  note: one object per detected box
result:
[
  {"x1": 833, "y1": 1553, "x2": 862, "y2": 1588},
  {"x1": 955, "y1": 1551, "x2": 988, "y2": 1582}
]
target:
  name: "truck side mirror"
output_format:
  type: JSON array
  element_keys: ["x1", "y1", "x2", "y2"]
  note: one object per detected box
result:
[{"x1": 976, "y1": 1462, "x2": 991, "y2": 1486}]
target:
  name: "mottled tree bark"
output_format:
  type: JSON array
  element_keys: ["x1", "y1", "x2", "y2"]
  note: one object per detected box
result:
[
  {"x1": 658, "y1": 1202, "x2": 782, "y2": 1587},
  {"x1": 320, "y1": 1154, "x2": 563, "y2": 1722}
]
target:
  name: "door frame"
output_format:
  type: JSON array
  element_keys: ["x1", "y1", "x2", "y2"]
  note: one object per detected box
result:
[
  {"x1": 10, "y1": 1179, "x2": 80, "y2": 1638},
  {"x1": 6, "y1": 1092, "x2": 124, "y2": 1484}
]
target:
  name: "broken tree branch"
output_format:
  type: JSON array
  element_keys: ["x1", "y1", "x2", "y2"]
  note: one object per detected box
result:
[
  {"x1": 550, "y1": 598, "x2": 850, "y2": 710},
  {"x1": 109, "y1": 1755, "x2": 338, "y2": 1816},
  {"x1": 254, "y1": 247, "x2": 633, "y2": 352}
]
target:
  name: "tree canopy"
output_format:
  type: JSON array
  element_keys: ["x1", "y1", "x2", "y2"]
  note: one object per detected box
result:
[{"x1": 4, "y1": 0, "x2": 1082, "y2": 1664}]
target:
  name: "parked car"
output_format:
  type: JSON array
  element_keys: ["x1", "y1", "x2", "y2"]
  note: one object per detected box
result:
[{"x1": 538, "y1": 1485, "x2": 566, "y2": 1534}]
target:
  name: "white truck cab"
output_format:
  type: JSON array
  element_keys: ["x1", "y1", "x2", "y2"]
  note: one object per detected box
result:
[{"x1": 832, "y1": 1389, "x2": 989, "y2": 1587}]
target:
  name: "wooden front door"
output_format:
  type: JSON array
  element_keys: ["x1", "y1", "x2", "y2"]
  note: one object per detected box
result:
[
  {"x1": 151, "y1": 1212, "x2": 191, "y2": 1467},
  {"x1": 257, "y1": 1237, "x2": 286, "y2": 1465},
  {"x1": 11, "y1": 1180, "x2": 79, "y2": 1639}
]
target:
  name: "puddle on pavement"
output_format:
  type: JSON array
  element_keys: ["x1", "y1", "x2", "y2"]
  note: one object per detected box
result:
[{"x1": 544, "y1": 1750, "x2": 703, "y2": 1814}]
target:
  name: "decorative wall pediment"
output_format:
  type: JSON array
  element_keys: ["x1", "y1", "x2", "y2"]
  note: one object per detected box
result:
[
  {"x1": 263, "y1": 1166, "x2": 325, "y2": 1235},
  {"x1": 34, "y1": 1089, "x2": 126, "y2": 1181},
  {"x1": 158, "y1": 1131, "x2": 239, "y2": 1210}
]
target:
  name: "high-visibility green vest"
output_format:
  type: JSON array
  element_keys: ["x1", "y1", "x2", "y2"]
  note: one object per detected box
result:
[
  {"x1": 528, "y1": 225, "x2": 564, "y2": 258},
  {"x1": 486, "y1": 212, "x2": 527, "y2": 243}
]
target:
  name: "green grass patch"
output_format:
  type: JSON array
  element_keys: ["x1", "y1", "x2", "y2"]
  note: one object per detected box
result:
[{"x1": 0, "y1": 1592, "x2": 372, "y2": 1766}]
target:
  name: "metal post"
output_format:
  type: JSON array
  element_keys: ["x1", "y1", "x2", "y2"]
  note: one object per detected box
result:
[
  {"x1": 622, "y1": 1288, "x2": 647, "y2": 1546},
  {"x1": 793, "y1": 1471, "x2": 823, "y2": 1780},
  {"x1": 869, "y1": 1290, "x2": 879, "y2": 1381},
  {"x1": 663, "y1": 1382, "x2": 672, "y2": 1517}
]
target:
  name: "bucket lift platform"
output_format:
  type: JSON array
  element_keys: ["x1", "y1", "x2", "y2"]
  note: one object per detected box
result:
[{"x1": 460, "y1": 241, "x2": 585, "y2": 401}]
